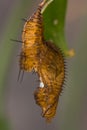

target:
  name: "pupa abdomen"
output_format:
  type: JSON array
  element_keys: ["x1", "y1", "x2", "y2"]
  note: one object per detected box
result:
[{"x1": 20, "y1": 5, "x2": 44, "y2": 72}]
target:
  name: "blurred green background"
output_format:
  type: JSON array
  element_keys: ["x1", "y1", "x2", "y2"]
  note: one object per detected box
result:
[{"x1": 0, "y1": 0, "x2": 87, "y2": 130}]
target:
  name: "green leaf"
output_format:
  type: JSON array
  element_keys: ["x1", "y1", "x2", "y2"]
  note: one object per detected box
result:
[{"x1": 43, "y1": 0, "x2": 68, "y2": 54}]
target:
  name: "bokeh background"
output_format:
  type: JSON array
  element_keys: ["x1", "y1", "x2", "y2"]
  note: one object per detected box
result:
[{"x1": 0, "y1": 0, "x2": 87, "y2": 130}]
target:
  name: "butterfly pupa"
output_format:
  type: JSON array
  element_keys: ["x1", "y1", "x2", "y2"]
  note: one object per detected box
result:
[{"x1": 19, "y1": 0, "x2": 65, "y2": 121}]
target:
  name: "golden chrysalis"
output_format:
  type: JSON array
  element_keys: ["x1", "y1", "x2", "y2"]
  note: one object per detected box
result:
[{"x1": 19, "y1": 0, "x2": 65, "y2": 121}]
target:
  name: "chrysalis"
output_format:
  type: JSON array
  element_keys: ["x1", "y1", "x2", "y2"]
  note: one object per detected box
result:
[{"x1": 19, "y1": 0, "x2": 65, "y2": 121}]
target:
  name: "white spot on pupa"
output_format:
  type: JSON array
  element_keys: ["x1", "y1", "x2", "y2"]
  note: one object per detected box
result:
[
  {"x1": 53, "y1": 19, "x2": 58, "y2": 25},
  {"x1": 39, "y1": 77, "x2": 44, "y2": 88},
  {"x1": 40, "y1": 81, "x2": 44, "y2": 88}
]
